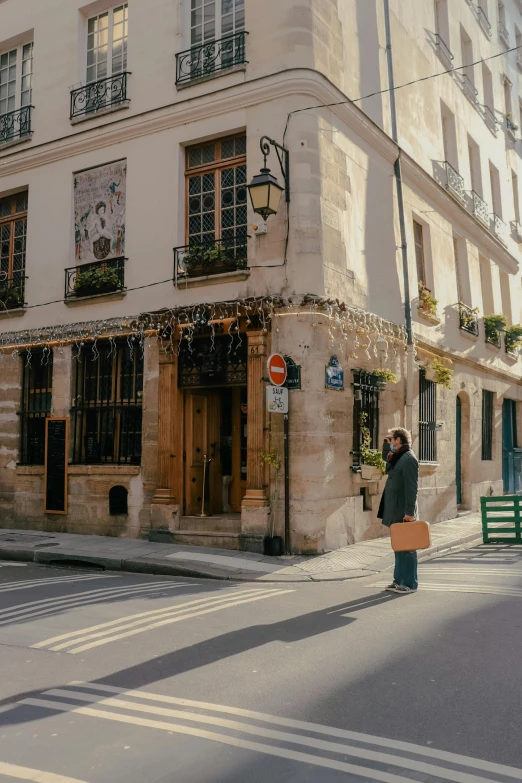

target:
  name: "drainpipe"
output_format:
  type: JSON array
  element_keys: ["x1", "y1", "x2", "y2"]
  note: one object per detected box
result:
[{"x1": 383, "y1": 0, "x2": 414, "y2": 433}]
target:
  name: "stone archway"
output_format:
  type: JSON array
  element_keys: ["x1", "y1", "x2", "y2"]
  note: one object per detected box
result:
[{"x1": 456, "y1": 391, "x2": 471, "y2": 509}]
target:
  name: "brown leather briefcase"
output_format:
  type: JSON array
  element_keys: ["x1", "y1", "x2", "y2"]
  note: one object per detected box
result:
[{"x1": 390, "y1": 520, "x2": 431, "y2": 552}]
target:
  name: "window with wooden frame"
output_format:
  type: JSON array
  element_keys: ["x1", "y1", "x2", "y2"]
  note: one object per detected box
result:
[
  {"x1": 72, "y1": 341, "x2": 143, "y2": 465},
  {"x1": 185, "y1": 134, "x2": 247, "y2": 259},
  {"x1": 19, "y1": 350, "x2": 53, "y2": 465},
  {"x1": 0, "y1": 191, "x2": 28, "y2": 308},
  {"x1": 413, "y1": 220, "x2": 426, "y2": 286}
]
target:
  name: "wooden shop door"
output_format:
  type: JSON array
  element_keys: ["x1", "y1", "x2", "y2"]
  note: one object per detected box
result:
[{"x1": 184, "y1": 391, "x2": 222, "y2": 516}]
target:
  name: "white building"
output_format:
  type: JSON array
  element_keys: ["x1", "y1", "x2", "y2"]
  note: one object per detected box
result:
[{"x1": 0, "y1": 0, "x2": 520, "y2": 553}]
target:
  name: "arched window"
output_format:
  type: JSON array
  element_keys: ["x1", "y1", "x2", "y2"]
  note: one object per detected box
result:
[{"x1": 109, "y1": 485, "x2": 128, "y2": 515}]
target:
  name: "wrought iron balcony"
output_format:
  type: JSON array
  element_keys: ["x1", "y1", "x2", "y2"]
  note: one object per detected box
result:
[
  {"x1": 505, "y1": 338, "x2": 520, "y2": 358},
  {"x1": 471, "y1": 190, "x2": 489, "y2": 225},
  {"x1": 445, "y1": 161, "x2": 465, "y2": 201},
  {"x1": 492, "y1": 213, "x2": 506, "y2": 241},
  {"x1": 64, "y1": 257, "x2": 126, "y2": 299},
  {"x1": 481, "y1": 104, "x2": 498, "y2": 134},
  {"x1": 0, "y1": 106, "x2": 33, "y2": 145},
  {"x1": 476, "y1": 6, "x2": 492, "y2": 36},
  {"x1": 434, "y1": 34, "x2": 454, "y2": 67},
  {"x1": 460, "y1": 73, "x2": 478, "y2": 103},
  {"x1": 499, "y1": 21, "x2": 510, "y2": 46},
  {"x1": 506, "y1": 115, "x2": 518, "y2": 138},
  {"x1": 175, "y1": 31, "x2": 248, "y2": 85},
  {"x1": 458, "y1": 303, "x2": 479, "y2": 336},
  {"x1": 485, "y1": 330, "x2": 501, "y2": 349},
  {"x1": 0, "y1": 273, "x2": 26, "y2": 310},
  {"x1": 174, "y1": 235, "x2": 248, "y2": 284},
  {"x1": 70, "y1": 72, "x2": 130, "y2": 120}
]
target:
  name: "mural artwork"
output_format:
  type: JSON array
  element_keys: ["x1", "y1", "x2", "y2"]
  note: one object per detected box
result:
[{"x1": 74, "y1": 160, "x2": 127, "y2": 263}]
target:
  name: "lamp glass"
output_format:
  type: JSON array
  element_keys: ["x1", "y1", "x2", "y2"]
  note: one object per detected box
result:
[{"x1": 248, "y1": 168, "x2": 285, "y2": 218}]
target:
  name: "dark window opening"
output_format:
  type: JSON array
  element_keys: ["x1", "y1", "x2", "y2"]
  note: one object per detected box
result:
[
  {"x1": 109, "y1": 485, "x2": 128, "y2": 515},
  {"x1": 482, "y1": 390, "x2": 494, "y2": 460},
  {"x1": 19, "y1": 349, "x2": 53, "y2": 465},
  {"x1": 419, "y1": 370, "x2": 437, "y2": 462},
  {"x1": 352, "y1": 371, "x2": 380, "y2": 467}
]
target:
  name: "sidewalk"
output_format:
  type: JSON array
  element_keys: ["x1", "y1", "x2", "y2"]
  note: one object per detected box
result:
[{"x1": 0, "y1": 512, "x2": 484, "y2": 582}]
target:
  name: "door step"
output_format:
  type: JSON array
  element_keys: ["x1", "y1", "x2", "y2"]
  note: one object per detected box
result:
[
  {"x1": 172, "y1": 530, "x2": 242, "y2": 550},
  {"x1": 180, "y1": 515, "x2": 241, "y2": 533}
]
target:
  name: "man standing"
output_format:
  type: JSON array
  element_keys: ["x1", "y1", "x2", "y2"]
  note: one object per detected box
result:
[{"x1": 378, "y1": 427, "x2": 419, "y2": 594}]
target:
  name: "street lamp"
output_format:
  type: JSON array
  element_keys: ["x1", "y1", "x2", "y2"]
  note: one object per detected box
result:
[{"x1": 248, "y1": 136, "x2": 290, "y2": 221}]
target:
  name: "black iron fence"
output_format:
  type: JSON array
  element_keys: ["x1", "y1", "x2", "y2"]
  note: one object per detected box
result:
[
  {"x1": 174, "y1": 235, "x2": 247, "y2": 283},
  {"x1": 64, "y1": 257, "x2": 125, "y2": 299},
  {"x1": 18, "y1": 349, "x2": 53, "y2": 466},
  {"x1": 70, "y1": 72, "x2": 130, "y2": 119},
  {"x1": 419, "y1": 369, "x2": 437, "y2": 463},
  {"x1": 351, "y1": 371, "x2": 382, "y2": 468},
  {"x1": 0, "y1": 273, "x2": 27, "y2": 310},
  {"x1": 458, "y1": 303, "x2": 479, "y2": 336},
  {"x1": 0, "y1": 106, "x2": 33, "y2": 145},
  {"x1": 176, "y1": 31, "x2": 247, "y2": 85}
]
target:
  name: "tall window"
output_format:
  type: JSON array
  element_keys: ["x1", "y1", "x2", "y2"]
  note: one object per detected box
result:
[
  {"x1": 489, "y1": 162, "x2": 502, "y2": 217},
  {"x1": 441, "y1": 101, "x2": 459, "y2": 170},
  {"x1": 482, "y1": 63, "x2": 494, "y2": 114},
  {"x1": 0, "y1": 191, "x2": 28, "y2": 305},
  {"x1": 19, "y1": 351, "x2": 53, "y2": 466},
  {"x1": 191, "y1": 0, "x2": 245, "y2": 45},
  {"x1": 467, "y1": 135, "x2": 483, "y2": 197},
  {"x1": 419, "y1": 370, "x2": 437, "y2": 463},
  {"x1": 413, "y1": 220, "x2": 426, "y2": 286},
  {"x1": 352, "y1": 371, "x2": 380, "y2": 467},
  {"x1": 0, "y1": 43, "x2": 33, "y2": 119},
  {"x1": 512, "y1": 170, "x2": 520, "y2": 224},
  {"x1": 87, "y1": 4, "x2": 128, "y2": 84},
  {"x1": 185, "y1": 134, "x2": 247, "y2": 247},
  {"x1": 72, "y1": 341, "x2": 143, "y2": 465},
  {"x1": 482, "y1": 390, "x2": 494, "y2": 461}
]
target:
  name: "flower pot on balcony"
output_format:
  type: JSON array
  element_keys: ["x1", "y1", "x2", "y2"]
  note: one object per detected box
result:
[{"x1": 361, "y1": 464, "x2": 383, "y2": 481}]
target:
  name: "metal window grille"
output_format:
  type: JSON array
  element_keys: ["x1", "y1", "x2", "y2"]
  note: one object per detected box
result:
[
  {"x1": 482, "y1": 389, "x2": 494, "y2": 460},
  {"x1": 0, "y1": 191, "x2": 28, "y2": 308},
  {"x1": 72, "y1": 341, "x2": 143, "y2": 464},
  {"x1": 19, "y1": 350, "x2": 53, "y2": 465},
  {"x1": 419, "y1": 370, "x2": 437, "y2": 462},
  {"x1": 352, "y1": 371, "x2": 381, "y2": 466}
]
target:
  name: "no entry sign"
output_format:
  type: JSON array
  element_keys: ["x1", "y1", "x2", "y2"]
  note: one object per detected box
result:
[{"x1": 267, "y1": 353, "x2": 287, "y2": 386}]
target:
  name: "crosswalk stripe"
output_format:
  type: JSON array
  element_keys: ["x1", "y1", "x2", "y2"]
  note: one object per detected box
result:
[
  {"x1": 0, "y1": 761, "x2": 91, "y2": 783},
  {"x1": 22, "y1": 691, "x2": 519, "y2": 783},
  {"x1": 0, "y1": 575, "x2": 112, "y2": 593},
  {"x1": 0, "y1": 581, "x2": 188, "y2": 625},
  {"x1": 33, "y1": 588, "x2": 285, "y2": 650},
  {"x1": 47, "y1": 589, "x2": 289, "y2": 652},
  {"x1": 38, "y1": 687, "x2": 502, "y2": 783}
]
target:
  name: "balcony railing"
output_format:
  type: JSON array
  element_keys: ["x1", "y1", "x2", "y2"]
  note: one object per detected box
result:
[
  {"x1": 458, "y1": 304, "x2": 479, "y2": 336},
  {"x1": 472, "y1": 190, "x2": 489, "y2": 225},
  {"x1": 517, "y1": 52, "x2": 522, "y2": 73},
  {"x1": 64, "y1": 257, "x2": 126, "y2": 299},
  {"x1": 511, "y1": 220, "x2": 522, "y2": 241},
  {"x1": 445, "y1": 161, "x2": 465, "y2": 201},
  {"x1": 70, "y1": 72, "x2": 130, "y2": 120},
  {"x1": 0, "y1": 273, "x2": 26, "y2": 310},
  {"x1": 461, "y1": 72, "x2": 478, "y2": 103},
  {"x1": 499, "y1": 21, "x2": 510, "y2": 46},
  {"x1": 506, "y1": 115, "x2": 518, "y2": 138},
  {"x1": 174, "y1": 235, "x2": 248, "y2": 284},
  {"x1": 476, "y1": 6, "x2": 492, "y2": 36},
  {"x1": 0, "y1": 106, "x2": 33, "y2": 145},
  {"x1": 482, "y1": 104, "x2": 498, "y2": 134},
  {"x1": 485, "y1": 330, "x2": 502, "y2": 349},
  {"x1": 175, "y1": 31, "x2": 248, "y2": 85},
  {"x1": 434, "y1": 34, "x2": 454, "y2": 67},
  {"x1": 505, "y1": 337, "x2": 520, "y2": 358},
  {"x1": 492, "y1": 213, "x2": 506, "y2": 241}
]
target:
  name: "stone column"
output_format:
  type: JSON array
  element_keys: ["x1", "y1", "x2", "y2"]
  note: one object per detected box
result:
[{"x1": 242, "y1": 331, "x2": 269, "y2": 537}]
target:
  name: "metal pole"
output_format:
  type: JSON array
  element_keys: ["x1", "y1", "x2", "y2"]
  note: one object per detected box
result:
[{"x1": 284, "y1": 411, "x2": 290, "y2": 554}]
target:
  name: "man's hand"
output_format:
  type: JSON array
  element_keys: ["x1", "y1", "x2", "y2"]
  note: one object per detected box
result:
[{"x1": 403, "y1": 515, "x2": 415, "y2": 522}]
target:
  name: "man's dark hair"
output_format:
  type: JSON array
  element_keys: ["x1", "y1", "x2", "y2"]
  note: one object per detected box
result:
[{"x1": 391, "y1": 427, "x2": 412, "y2": 446}]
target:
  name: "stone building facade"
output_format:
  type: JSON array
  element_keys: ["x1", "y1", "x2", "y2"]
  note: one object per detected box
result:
[{"x1": 0, "y1": 0, "x2": 521, "y2": 553}]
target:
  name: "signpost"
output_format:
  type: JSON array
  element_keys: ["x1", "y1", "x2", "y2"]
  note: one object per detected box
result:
[
  {"x1": 267, "y1": 353, "x2": 292, "y2": 554},
  {"x1": 267, "y1": 353, "x2": 287, "y2": 386},
  {"x1": 266, "y1": 385, "x2": 289, "y2": 413}
]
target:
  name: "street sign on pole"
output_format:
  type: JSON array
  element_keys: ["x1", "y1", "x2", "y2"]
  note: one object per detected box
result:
[
  {"x1": 283, "y1": 356, "x2": 301, "y2": 390},
  {"x1": 266, "y1": 385, "x2": 289, "y2": 413},
  {"x1": 267, "y1": 353, "x2": 288, "y2": 386}
]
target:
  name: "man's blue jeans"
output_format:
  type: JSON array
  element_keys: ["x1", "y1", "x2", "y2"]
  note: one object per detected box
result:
[{"x1": 394, "y1": 550, "x2": 418, "y2": 589}]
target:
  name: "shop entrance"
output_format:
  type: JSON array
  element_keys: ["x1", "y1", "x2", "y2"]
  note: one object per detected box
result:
[{"x1": 184, "y1": 387, "x2": 247, "y2": 516}]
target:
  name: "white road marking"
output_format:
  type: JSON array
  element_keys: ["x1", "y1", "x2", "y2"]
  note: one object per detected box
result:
[
  {"x1": 0, "y1": 581, "x2": 189, "y2": 626},
  {"x1": 0, "y1": 562, "x2": 27, "y2": 567},
  {"x1": 32, "y1": 588, "x2": 294, "y2": 653},
  {"x1": 20, "y1": 683, "x2": 521, "y2": 782},
  {"x1": 0, "y1": 575, "x2": 113, "y2": 594},
  {"x1": 0, "y1": 762, "x2": 90, "y2": 783}
]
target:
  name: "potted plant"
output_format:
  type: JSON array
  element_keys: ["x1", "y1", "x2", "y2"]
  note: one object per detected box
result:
[
  {"x1": 504, "y1": 324, "x2": 522, "y2": 353},
  {"x1": 418, "y1": 281, "x2": 438, "y2": 317},
  {"x1": 425, "y1": 358, "x2": 453, "y2": 388},
  {"x1": 260, "y1": 451, "x2": 284, "y2": 556},
  {"x1": 459, "y1": 306, "x2": 479, "y2": 330},
  {"x1": 371, "y1": 368, "x2": 398, "y2": 385},
  {"x1": 484, "y1": 313, "x2": 507, "y2": 346},
  {"x1": 0, "y1": 284, "x2": 24, "y2": 310},
  {"x1": 74, "y1": 266, "x2": 121, "y2": 297},
  {"x1": 184, "y1": 242, "x2": 240, "y2": 277},
  {"x1": 359, "y1": 413, "x2": 386, "y2": 480}
]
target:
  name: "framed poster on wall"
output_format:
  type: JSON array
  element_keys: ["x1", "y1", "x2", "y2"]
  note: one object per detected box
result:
[{"x1": 44, "y1": 418, "x2": 69, "y2": 515}]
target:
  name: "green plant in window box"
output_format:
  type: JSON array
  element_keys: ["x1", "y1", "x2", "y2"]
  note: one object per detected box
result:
[
  {"x1": 371, "y1": 368, "x2": 398, "y2": 384},
  {"x1": 184, "y1": 242, "x2": 241, "y2": 275},
  {"x1": 426, "y1": 357, "x2": 453, "y2": 389},
  {"x1": 418, "y1": 281, "x2": 438, "y2": 316},
  {"x1": 483, "y1": 313, "x2": 507, "y2": 343},
  {"x1": 504, "y1": 324, "x2": 522, "y2": 352},
  {"x1": 0, "y1": 284, "x2": 24, "y2": 310},
  {"x1": 359, "y1": 412, "x2": 386, "y2": 478},
  {"x1": 459, "y1": 306, "x2": 479, "y2": 329},
  {"x1": 74, "y1": 266, "x2": 120, "y2": 297}
]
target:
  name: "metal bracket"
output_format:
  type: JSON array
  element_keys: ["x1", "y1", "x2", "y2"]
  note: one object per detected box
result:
[{"x1": 260, "y1": 135, "x2": 290, "y2": 203}]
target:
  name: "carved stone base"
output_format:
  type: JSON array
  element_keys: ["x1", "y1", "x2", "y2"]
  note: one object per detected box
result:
[
  {"x1": 241, "y1": 503, "x2": 270, "y2": 536},
  {"x1": 241, "y1": 489, "x2": 268, "y2": 508},
  {"x1": 152, "y1": 488, "x2": 177, "y2": 505},
  {"x1": 150, "y1": 503, "x2": 180, "y2": 532}
]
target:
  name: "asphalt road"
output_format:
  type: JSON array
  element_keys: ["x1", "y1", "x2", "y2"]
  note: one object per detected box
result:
[{"x1": 0, "y1": 544, "x2": 521, "y2": 782}]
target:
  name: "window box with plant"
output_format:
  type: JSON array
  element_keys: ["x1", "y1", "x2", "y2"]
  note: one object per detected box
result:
[
  {"x1": 359, "y1": 413, "x2": 386, "y2": 480},
  {"x1": 417, "y1": 282, "x2": 439, "y2": 322},
  {"x1": 483, "y1": 313, "x2": 507, "y2": 348},
  {"x1": 0, "y1": 279, "x2": 25, "y2": 311},
  {"x1": 504, "y1": 324, "x2": 522, "y2": 356},
  {"x1": 458, "y1": 304, "x2": 479, "y2": 336},
  {"x1": 370, "y1": 368, "x2": 398, "y2": 388},
  {"x1": 424, "y1": 358, "x2": 453, "y2": 388},
  {"x1": 65, "y1": 257, "x2": 126, "y2": 299}
]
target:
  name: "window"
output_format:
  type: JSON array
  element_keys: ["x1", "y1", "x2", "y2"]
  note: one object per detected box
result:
[
  {"x1": 87, "y1": 5, "x2": 128, "y2": 84},
  {"x1": 467, "y1": 135, "x2": 483, "y2": 196},
  {"x1": 482, "y1": 63, "x2": 494, "y2": 113},
  {"x1": 453, "y1": 234, "x2": 472, "y2": 305},
  {"x1": 185, "y1": 134, "x2": 247, "y2": 248},
  {"x1": 482, "y1": 390, "x2": 494, "y2": 460},
  {"x1": 489, "y1": 162, "x2": 502, "y2": 217},
  {"x1": 440, "y1": 101, "x2": 459, "y2": 171},
  {"x1": 0, "y1": 43, "x2": 33, "y2": 118},
  {"x1": 435, "y1": 0, "x2": 452, "y2": 59},
  {"x1": 72, "y1": 341, "x2": 143, "y2": 465},
  {"x1": 19, "y1": 350, "x2": 53, "y2": 466},
  {"x1": 460, "y1": 26, "x2": 475, "y2": 89},
  {"x1": 479, "y1": 255, "x2": 495, "y2": 314},
  {"x1": 0, "y1": 191, "x2": 28, "y2": 307},
  {"x1": 503, "y1": 75, "x2": 514, "y2": 127},
  {"x1": 512, "y1": 170, "x2": 520, "y2": 223},
  {"x1": 352, "y1": 372, "x2": 380, "y2": 467},
  {"x1": 499, "y1": 270, "x2": 512, "y2": 325},
  {"x1": 413, "y1": 220, "x2": 426, "y2": 285},
  {"x1": 419, "y1": 370, "x2": 437, "y2": 463},
  {"x1": 191, "y1": 0, "x2": 245, "y2": 46}
]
